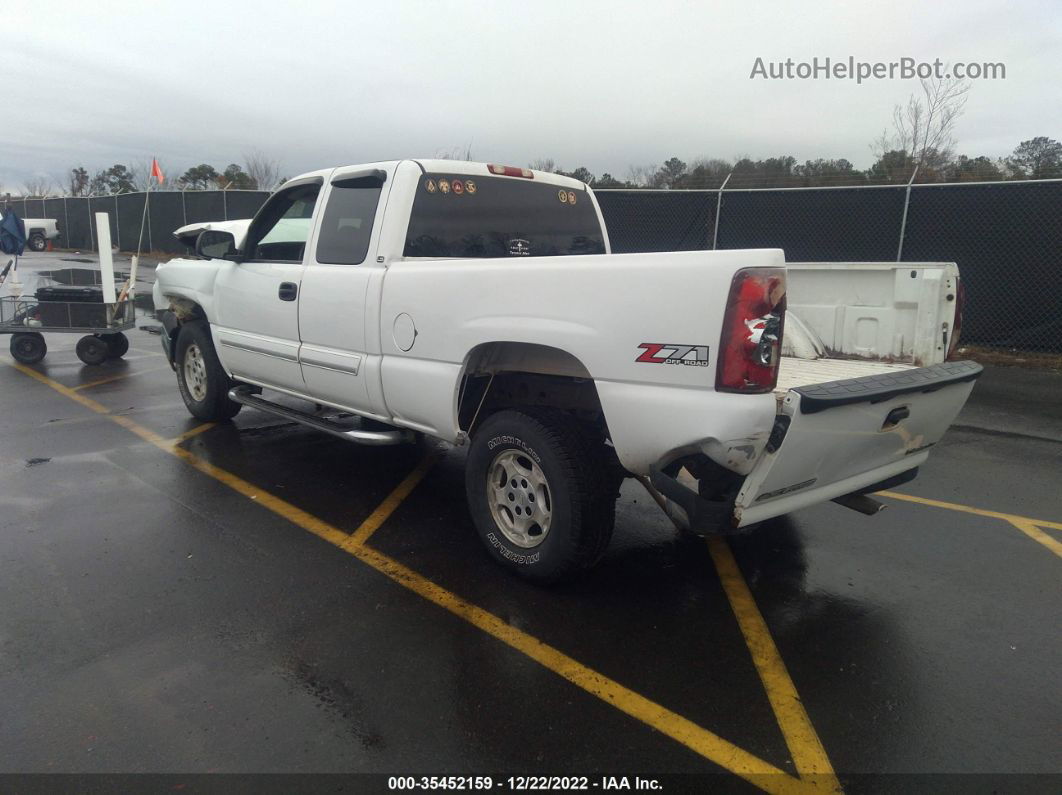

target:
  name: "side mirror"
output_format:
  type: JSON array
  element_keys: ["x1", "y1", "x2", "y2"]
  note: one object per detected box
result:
[{"x1": 195, "y1": 229, "x2": 238, "y2": 260}]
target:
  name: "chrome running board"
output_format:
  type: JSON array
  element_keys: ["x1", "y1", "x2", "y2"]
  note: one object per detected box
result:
[{"x1": 227, "y1": 386, "x2": 415, "y2": 446}]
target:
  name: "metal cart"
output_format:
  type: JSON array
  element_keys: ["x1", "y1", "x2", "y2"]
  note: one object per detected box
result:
[{"x1": 1, "y1": 294, "x2": 135, "y2": 365}]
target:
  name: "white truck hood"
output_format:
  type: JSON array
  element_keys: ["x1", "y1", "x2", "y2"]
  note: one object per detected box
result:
[{"x1": 173, "y1": 219, "x2": 252, "y2": 249}]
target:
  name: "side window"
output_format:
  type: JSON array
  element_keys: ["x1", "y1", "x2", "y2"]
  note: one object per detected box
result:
[
  {"x1": 244, "y1": 182, "x2": 320, "y2": 262},
  {"x1": 315, "y1": 176, "x2": 383, "y2": 265}
]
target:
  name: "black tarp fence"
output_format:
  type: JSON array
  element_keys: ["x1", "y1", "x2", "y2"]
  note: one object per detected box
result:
[
  {"x1": 3, "y1": 180, "x2": 1059, "y2": 351},
  {"x1": 598, "y1": 179, "x2": 1062, "y2": 353},
  {"x1": 1, "y1": 190, "x2": 272, "y2": 255}
]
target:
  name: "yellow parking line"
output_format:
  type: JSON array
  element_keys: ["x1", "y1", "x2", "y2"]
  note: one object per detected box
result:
[
  {"x1": 6, "y1": 358, "x2": 829, "y2": 794},
  {"x1": 72, "y1": 365, "x2": 170, "y2": 391},
  {"x1": 341, "y1": 453, "x2": 439, "y2": 551},
  {"x1": 878, "y1": 490, "x2": 1062, "y2": 531},
  {"x1": 170, "y1": 422, "x2": 216, "y2": 446},
  {"x1": 1007, "y1": 519, "x2": 1062, "y2": 559},
  {"x1": 72, "y1": 371, "x2": 136, "y2": 391},
  {"x1": 708, "y1": 537, "x2": 841, "y2": 790}
]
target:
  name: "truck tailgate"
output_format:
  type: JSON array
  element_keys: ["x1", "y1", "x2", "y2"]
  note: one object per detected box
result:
[{"x1": 735, "y1": 360, "x2": 982, "y2": 527}]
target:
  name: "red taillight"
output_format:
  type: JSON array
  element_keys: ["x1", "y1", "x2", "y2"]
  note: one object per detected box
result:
[
  {"x1": 947, "y1": 277, "x2": 965, "y2": 359},
  {"x1": 487, "y1": 164, "x2": 534, "y2": 178},
  {"x1": 716, "y1": 268, "x2": 787, "y2": 393}
]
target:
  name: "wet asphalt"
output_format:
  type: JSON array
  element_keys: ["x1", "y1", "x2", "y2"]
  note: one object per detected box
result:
[{"x1": 0, "y1": 252, "x2": 1059, "y2": 791}]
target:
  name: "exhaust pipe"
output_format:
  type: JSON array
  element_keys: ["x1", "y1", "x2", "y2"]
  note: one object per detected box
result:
[{"x1": 832, "y1": 493, "x2": 887, "y2": 516}]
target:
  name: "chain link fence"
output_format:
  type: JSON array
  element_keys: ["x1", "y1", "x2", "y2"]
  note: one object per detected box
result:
[{"x1": 4, "y1": 180, "x2": 1060, "y2": 352}]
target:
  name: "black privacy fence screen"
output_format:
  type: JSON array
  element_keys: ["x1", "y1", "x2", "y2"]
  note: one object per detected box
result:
[{"x1": 5, "y1": 179, "x2": 1060, "y2": 352}]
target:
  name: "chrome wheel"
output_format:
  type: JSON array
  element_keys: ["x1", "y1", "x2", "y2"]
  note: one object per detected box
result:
[
  {"x1": 487, "y1": 449, "x2": 552, "y2": 548},
  {"x1": 183, "y1": 342, "x2": 208, "y2": 401}
]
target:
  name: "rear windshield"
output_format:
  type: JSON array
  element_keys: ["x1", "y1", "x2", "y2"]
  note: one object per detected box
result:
[{"x1": 404, "y1": 174, "x2": 605, "y2": 259}]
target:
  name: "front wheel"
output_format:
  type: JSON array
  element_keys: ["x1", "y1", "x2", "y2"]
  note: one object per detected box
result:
[
  {"x1": 465, "y1": 409, "x2": 615, "y2": 583},
  {"x1": 174, "y1": 320, "x2": 241, "y2": 421}
]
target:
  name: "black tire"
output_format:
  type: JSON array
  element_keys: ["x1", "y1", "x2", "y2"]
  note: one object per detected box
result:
[
  {"x1": 10, "y1": 332, "x2": 46, "y2": 364},
  {"x1": 99, "y1": 332, "x2": 129, "y2": 358},
  {"x1": 28, "y1": 233, "x2": 47, "y2": 252},
  {"x1": 465, "y1": 408, "x2": 616, "y2": 583},
  {"x1": 174, "y1": 320, "x2": 241, "y2": 421},
  {"x1": 75, "y1": 334, "x2": 108, "y2": 365}
]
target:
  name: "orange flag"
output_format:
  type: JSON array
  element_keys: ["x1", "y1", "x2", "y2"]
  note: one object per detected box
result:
[{"x1": 150, "y1": 158, "x2": 164, "y2": 184}]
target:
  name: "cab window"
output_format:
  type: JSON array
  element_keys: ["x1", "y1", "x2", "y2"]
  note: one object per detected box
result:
[
  {"x1": 315, "y1": 176, "x2": 383, "y2": 265},
  {"x1": 244, "y1": 182, "x2": 320, "y2": 262}
]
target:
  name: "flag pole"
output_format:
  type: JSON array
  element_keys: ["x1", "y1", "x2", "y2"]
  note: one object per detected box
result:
[{"x1": 136, "y1": 161, "x2": 152, "y2": 258}]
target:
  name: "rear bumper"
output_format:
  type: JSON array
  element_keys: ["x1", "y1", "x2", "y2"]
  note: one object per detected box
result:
[
  {"x1": 649, "y1": 459, "x2": 923, "y2": 536},
  {"x1": 648, "y1": 463, "x2": 737, "y2": 535}
]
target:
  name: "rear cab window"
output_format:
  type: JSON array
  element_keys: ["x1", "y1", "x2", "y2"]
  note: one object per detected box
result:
[
  {"x1": 404, "y1": 174, "x2": 605, "y2": 259},
  {"x1": 316, "y1": 175, "x2": 383, "y2": 265}
]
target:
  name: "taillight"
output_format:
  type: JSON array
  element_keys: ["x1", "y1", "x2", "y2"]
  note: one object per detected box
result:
[
  {"x1": 947, "y1": 277, "x2": 964, "y2": 359},
  {"x1": 716, "y1": 268, "x2": 787, "y2": 393},
  {"x1": 488, "y1": 164, "x2": 534, "y2": 178}
]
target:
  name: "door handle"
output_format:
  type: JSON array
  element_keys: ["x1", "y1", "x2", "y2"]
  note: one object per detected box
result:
[{"x1": 278, "y1": 282, "x2": 298, "y2": 301}]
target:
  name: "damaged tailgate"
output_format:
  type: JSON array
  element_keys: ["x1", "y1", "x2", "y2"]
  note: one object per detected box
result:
[{"x1": 734, "y1": 360, "x2": 983, "y2": 526}]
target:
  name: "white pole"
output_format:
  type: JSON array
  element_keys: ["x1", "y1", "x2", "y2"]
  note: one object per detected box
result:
[
  {"x1": 137, "y1": 182, "x2": 150, "y2": 257},
  {"x1": 96, "y1": 212, "x2": 117, "y2": 304}
]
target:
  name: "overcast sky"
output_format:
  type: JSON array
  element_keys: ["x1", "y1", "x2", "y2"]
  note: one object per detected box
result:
[{"x1": 5, "y1": 0, "x2": 1059, "y2": 191}]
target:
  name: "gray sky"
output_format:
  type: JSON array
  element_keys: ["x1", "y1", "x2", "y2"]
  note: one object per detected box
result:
[{"x1": 5, "y1": 0, "x2": 1059, "y2": 191}]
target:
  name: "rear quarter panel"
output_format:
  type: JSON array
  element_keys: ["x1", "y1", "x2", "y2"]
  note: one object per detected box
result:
[{"x1": 379, "y1": 249, "x2": 784, "y2": 473}]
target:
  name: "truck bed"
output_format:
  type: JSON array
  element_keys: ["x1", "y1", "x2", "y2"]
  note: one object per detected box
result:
[{"x1": 775, "y1": 356, "x2": 916, "y2": 397}]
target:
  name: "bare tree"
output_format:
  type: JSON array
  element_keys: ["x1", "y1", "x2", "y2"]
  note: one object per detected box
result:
[
  {"x1": 625, "y1": 163, "x2": 660, "y2": 187},
  {"x1": 528, "y1": 158, "x2": 557, "y2": 173},
  {"x1": 873, "y1": 75, "x2": 970, "y2": 175},
  {"x1": 244, "y1": 150, "x2": 281, "y2": 190},
  {"x1": 21, "y1": 176, "x2": 56, "y2": 197},
  {"x1": 436, "y1": 143, "x2": 474, "y2": 161}
]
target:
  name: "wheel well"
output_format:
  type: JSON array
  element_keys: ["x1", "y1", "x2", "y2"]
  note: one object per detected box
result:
[
  {"x1": 163, "y1": 298, "x2": 207, "y2": 344},
  {"x1": 457, "y1": 342, "x2": 609, "y2": 442},
  {"x1": 167, "y1": 298, "x2": 206, "y2": 323}
]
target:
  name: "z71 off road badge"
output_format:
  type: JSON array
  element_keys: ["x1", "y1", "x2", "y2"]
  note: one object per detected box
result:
[{"x1": 636, "y1": 343, "x2": 710, "y2": 366}]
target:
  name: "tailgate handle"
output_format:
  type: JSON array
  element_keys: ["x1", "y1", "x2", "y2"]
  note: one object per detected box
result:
[{"x1": 883, "y1": 406, "x2": 910, "y2": 429}]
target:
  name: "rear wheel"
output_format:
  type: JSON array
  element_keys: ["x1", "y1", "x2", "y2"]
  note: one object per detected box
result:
[
  {"x1": 75, "y1": 334, "x2": 108, "y2": 365},
  {"x1": 10, "y1": 332, "x2": 46, "y2": 364},
  {"x1": 28, "y1": 233, "x2": 47, "y2": 252},
  {"x1": 174, "y1": 320, "x2": 241, "y2": 421},
  {"x1": 99, "y1": 332, "x2": 129, "y2": 358},
  {"x1": 465, "y1": 408, "x2": 615, "y2": 583}
]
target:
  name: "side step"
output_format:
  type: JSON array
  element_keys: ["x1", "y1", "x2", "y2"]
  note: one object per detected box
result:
[{"x1": 227, "y1": 386, "x2": 415, "y2": 446}]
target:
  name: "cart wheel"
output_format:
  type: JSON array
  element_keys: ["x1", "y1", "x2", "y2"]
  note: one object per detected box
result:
[
  {"x1": 76, "y1": 335, "x2": 109, "y2": 366},
  {"x1": 10, "y1": 333, "x2": 47, "y2": 364},
  {"x1": 99, "y1": 332, "x2": 129, "y2": 359}
]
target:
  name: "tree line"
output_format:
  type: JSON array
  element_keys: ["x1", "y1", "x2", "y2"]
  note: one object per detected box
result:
[
  {"x1": 11, "y1": 77, "x2": 1062, "y2": 197},
  {"x1": 531, "y1": 136, "x2": 1061, "y2": 191},
  {"x1": 17, "y1": 152, "x2": 283, "y2": 198},
  {"x1": 533, "y1": 79, "x2": 1058, "y2": 189}
]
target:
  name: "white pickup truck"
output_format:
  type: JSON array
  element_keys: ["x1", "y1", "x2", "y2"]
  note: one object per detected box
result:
[
  {"x1": 153, "y1": 159, "x2": 980, "y2": 582},
  {"x1": 1, "y1": 212, "x2": 60, "y2": 251}
]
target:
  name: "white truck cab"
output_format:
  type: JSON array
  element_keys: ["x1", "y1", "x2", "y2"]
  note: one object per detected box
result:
[{"x1": 154, "y1": 159, "x2": 980, "y2": 582}]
